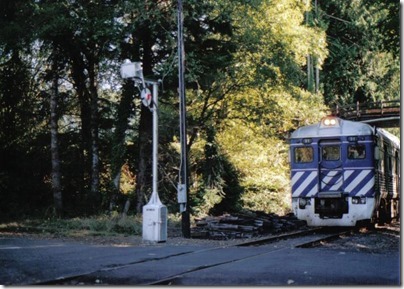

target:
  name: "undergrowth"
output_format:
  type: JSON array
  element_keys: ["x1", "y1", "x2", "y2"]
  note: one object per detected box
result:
[{"x1": 0, "y1": 212, "x2": 183, "y2": 238}]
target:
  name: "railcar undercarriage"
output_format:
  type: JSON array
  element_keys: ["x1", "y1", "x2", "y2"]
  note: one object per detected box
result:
[{"x1": 315, "y1": 197, "x2": 348, "y2": 219}]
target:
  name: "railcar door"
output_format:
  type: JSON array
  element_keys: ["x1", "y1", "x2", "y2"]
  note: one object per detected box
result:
[
  {"x1": 317, "y1": 140, "x2": 348, "y2": 218},
  {"x1": 319, "y1": 140, "x2": 343, "y2": 194}
]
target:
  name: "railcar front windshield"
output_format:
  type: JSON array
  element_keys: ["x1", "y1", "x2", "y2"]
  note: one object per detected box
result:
[
  {"x1": 294, "y1": 147, "x2": 313, "y2": 163},
  {"x1": 321, "y1": 145, "x2": 340, "y2": 161}
]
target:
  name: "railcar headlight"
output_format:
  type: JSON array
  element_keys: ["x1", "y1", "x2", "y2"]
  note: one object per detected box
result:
[
  {"x1": 299, "y1": 198, "x2": 311, "y2": 209},
  {"x1": 324, "y1": 118, "x2": 336, "y2": 126},
  {"x1": 321, "y1": 116, "x2": 340, "y2": 127},
  {"x1": 352, "y1": 197, "x2": 366, "y2": 204}
]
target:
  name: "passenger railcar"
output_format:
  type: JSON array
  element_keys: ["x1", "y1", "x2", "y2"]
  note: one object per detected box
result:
[{"x1": 289, "y1": 116, "x2": 400, "y2": 226}]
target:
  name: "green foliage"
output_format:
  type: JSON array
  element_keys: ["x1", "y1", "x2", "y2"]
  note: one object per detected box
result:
[
  {"x1": 193, "y1": 126, "x2": 243, "y2": 216},
  {"x1": 319, "y1": 0, "x2": 399, "y2": 104},
  {"x1": 180, "y1": 0, "x2": 329, "y2": 216},
  {"x1": 0, "y1": 0, "x2": 399, "y2": 221},
  {"x1": 217, "y1": 122, "x2": 290, "y2": 214},
  {"x1": 232, "y1": 0, "x2": 328, "y2": 88},
  {"x1": 0, "y1": 48, "x2": 53, "y2": 220}
]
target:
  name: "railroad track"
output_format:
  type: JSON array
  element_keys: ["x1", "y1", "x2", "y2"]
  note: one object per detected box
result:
[
  {"x1": 148, "y1": 227, "x2": 355, "y2": 285},
  {"x1": 33, "y1": 227, "x2": 355, "y2": 286},
  {"x1": 239, "y1": 227, "x2": 357, "y2": 250}
]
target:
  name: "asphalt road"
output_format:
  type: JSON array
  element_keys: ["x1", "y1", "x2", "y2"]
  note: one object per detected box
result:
[{"x1": 0, "y1": 236, "x2": 400, "y2": 285}]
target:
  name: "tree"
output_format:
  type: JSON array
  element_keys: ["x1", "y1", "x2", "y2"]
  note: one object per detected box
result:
[
  {"x1": 116, "y1": 0, "x2": 241, "y2": 214},
  {"x1": 107, "y1": 80, "x2": 136, "y2": 214},
  {"x1": 33, "y1": 0, "x2": 121, "y2": 213},
  {"x1": 194, "y1": 126, "x2": 243, "y2": 215},
  {"x1": 318, "y1": 0, "x2": 399, "y2": 105},
  {"x1": 0, "y1": 0, "x2": 397, "y2": 220},
  {"x1": 188, "y1": 0, "x2": 328, "y2": 214},
  {"x1": 50, "y1": 53, "x2": 63, "y2": 217},
  {"x1": 0, "y1": 0, "x2": 53, "y2": 218}
]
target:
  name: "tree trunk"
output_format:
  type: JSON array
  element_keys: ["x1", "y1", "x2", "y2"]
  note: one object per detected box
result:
[
  {"x1": 135, "y1": 106, "x2": 153, "y2": 214},
  {"x1": 88, "y1": 57, "x2": 100, "y2": 212},
  {"x1": 109, "y1": 80, "x2": 134, "y2": 212},
  {"x1": 50, "y1": 59, "x2": 63, "y2": 217},
  {"x1": 70, "y1": 56, "x2": 92, "y2": 198},
  {"x1": 134, "y1": 25, "x2": 154, "y2": 214},
  {"x1": 122, "y1": 198, "x2": 131, "y2": 217}
]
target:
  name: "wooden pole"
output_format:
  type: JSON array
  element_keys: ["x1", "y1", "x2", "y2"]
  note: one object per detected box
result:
[{"x1": 178, "y1": 0, "x2": 190, "y2": 238}]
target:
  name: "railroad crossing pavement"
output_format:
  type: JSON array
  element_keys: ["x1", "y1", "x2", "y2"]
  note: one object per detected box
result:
[{"x1": 0, "y1": 236, "x2": 399, "y2": 286}]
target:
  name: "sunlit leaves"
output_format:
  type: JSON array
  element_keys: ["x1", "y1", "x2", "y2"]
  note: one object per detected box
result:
[
  {"x1": 217, "y1": 120, "x2": 290, "y2": 214},
  {"x1": 184, "y1": 0, "x2": 329, "y2": 214},
  {"x1": 232, "y1": 0, "x2": 328, "y2": 88}
]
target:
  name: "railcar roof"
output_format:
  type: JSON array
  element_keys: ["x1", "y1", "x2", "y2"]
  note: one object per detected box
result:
[
  {"x1": 290, "y1": 117, "x2": 375, "y2": 138},
  {"x1": 377, "y1": 128, "x2": 400, "y2": 149}
]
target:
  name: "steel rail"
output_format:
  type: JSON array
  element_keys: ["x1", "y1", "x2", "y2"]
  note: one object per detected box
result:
[{"x1": 30, "y1": 227, "x2": 357, "y2": 286}]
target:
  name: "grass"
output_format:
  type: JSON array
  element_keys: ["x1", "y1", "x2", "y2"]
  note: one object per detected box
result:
[{"x1": 0, "y1": 213, "x2": 184, "y2": 238}]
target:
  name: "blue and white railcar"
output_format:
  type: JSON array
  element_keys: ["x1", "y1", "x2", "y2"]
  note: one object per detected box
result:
[{"x1": 289, "y1": 116, "x2": 400, "y2": 226}]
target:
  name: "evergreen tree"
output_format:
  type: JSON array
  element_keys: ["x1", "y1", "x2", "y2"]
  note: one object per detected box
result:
[{"x1": 318, "y1": 0, "x2": 399, "y2": 105}]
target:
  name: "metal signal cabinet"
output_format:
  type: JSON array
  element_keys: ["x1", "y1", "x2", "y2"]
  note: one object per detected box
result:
[
  {"x1": 142, "y1": 195, "x2": 167, "y2": 242},
  {"x1": 289, "y1": 116, "x2": 400, "y2": 227}
]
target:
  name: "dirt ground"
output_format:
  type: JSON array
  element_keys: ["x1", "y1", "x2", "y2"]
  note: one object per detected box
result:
[{"x1": 319, "y1": 223, "x2": 400, "y2": 254}]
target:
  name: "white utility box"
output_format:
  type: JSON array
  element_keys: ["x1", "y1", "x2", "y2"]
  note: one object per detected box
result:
[{"x1": 142, "y1": 193, "x2": 167, "y2": 242}]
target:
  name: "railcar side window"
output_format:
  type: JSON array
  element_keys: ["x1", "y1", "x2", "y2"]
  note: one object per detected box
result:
[
  {"x1": 322, "y1": 146, "x2": 340, "y2": 161},
  {"x1": 348, "y1": 145, "x2": 366, "y2": 159},
  {"x1": 294, "y1": 147, "x2": 313, "y2": 163}
]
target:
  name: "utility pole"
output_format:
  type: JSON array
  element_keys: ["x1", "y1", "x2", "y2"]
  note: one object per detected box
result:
[
  {"x1": 314, "y1": 0, "x2": 319, "y2": 94},
  {"x1": 177, "y1": 0, "x2": 191, "y2": 238},
  {"x1": 306, "y1": 0, "x2": 314, "y2": 92}
]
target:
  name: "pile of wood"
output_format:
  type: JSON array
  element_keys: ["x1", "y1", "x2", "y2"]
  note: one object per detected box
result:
[{"x1": 191, "y1": 211, "x2": 307, "y2": 240}]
